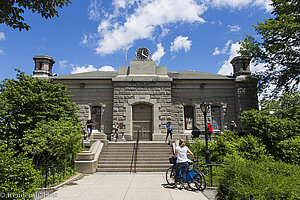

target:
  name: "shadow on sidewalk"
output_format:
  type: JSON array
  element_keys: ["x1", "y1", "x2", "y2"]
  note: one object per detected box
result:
[{"x1": 161, "y1": 183, "x2": 201, "y2": 193}]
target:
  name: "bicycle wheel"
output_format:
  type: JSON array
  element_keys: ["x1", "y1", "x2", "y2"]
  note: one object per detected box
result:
[
  {"x1": 188, "y1": 170, "x2": 206, "y2": 191},
  {"x1": 188, "y1": 172, "x2": 202, "y2": 191},
  {"x1": 198, "y1": 171, "x2": 206, "y2": 191},
  {"x1": 166, "y1": 166, "x2": 176, "y2": 185}
]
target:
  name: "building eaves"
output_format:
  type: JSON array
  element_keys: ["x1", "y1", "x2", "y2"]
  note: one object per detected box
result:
[
  {"x1": 50, "y1": 71, "x2": 118, "y2": 80},
  {"x1": 168, "y1": 71, "x2": 233, "y2": 80}
]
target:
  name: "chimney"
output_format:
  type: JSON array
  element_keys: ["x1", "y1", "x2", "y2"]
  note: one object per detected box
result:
[{"x1": 33, "y1": 55, "x2": 55, "y2": 79}]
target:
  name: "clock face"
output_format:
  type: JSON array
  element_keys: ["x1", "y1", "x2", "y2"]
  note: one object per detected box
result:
[{"x1": 136, "y1": 47, "x2": 150, "y2": 60}]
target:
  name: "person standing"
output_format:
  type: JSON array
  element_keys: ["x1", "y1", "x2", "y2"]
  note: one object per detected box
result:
[
  {"x1": 165, "y1": 122, "x2": 172, "y2": 142},
  {"x1": 230, "y1": 120, "x2": 237, "y2": 131},
  {"x1": 86, "y1": 119, "x2": 93, "y2": 141},
  {"x1": 115, "y1": 122, "x2": 120, "y2": 142},
  {"x1": 174, "y1": 139, "x2": 194, "y2": 189},
  {"x1": 207, "y1": 123, "x2": 213, "y2": 141}
]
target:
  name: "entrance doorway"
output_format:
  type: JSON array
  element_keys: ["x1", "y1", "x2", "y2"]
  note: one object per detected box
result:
[
  {"x1": 91, "y1": 106, "x2": 101, "y2": 131},
  {"x1": 132, "y1": 104, "x2": 152, "y2": 141}
]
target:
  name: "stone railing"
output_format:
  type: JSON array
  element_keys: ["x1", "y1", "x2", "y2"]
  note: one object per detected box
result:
[{"x1": 75, "y1": 140, "x2": 103, "y2": 174}]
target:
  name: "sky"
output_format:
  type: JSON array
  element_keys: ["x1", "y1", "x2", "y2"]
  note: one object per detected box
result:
[{"x1": 0, "y1": 0, "x2": 273, "y2": 82}]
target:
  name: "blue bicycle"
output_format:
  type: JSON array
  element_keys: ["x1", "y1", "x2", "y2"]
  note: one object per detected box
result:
[{"x1": 166, "y1": 157, "x2": 206, "y2": 191}]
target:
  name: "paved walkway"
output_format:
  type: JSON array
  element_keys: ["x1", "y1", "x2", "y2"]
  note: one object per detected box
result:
[{"x1": 43, "y1": 172, "x2": 209, "y2": 200}]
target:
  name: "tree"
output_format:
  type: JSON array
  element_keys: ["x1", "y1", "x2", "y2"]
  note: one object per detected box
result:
[
  {"x1": 240, "y1": 92, "x2": 300, "y2": 164},
  {"x1": 0, "y1": 0, "x2": 71, "y2": 31},
  {"x1": 0, "y1": 70, "x2": 82, "y2": 165},
  {"x1": 0, "y1": 144, "x2": 39, "y2": 199},
  {"x1": 239, "y1": 0, "x2": 300, "y2": 97}
]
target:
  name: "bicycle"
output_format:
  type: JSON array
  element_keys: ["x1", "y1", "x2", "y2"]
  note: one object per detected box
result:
[{"x1": 166, "y1": 156, "x2": 206, "y2": 191}]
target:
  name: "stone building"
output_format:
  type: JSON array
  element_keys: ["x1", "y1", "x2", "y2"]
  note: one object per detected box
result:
[{"x1": 33, "y1": 47, "x2": 257, "y2": 141}]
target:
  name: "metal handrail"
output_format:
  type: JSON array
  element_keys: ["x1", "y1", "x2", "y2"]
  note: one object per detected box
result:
[{"x1": 130, "y1": 129, "x2": 140, "y2": 173}]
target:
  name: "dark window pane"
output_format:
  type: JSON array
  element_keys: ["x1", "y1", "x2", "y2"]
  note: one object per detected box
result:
[{"x1": 184, "y1": 106, "x2": 194, "y2": 130}]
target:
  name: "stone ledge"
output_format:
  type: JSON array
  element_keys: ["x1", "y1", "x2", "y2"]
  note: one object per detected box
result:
[{"x1": 75, "y1": 140, "x2": 103, "y2": 174}]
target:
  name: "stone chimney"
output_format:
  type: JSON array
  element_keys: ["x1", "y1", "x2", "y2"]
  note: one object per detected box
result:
[
  {"x1": 231, "y1": 56, "x2": 258, "y2": 130},
  {"x1": 33, "y1": 55, "x2": 55, "y2": 79},
  {"x1": 231, "y1": 56, "x2": 251, "y2": 79}
]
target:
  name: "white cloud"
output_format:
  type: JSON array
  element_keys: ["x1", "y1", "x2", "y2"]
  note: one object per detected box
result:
[
  {"x1": 113, "y1": 0, "x2": 135, "y2": 10},
  {"x1": 82, "y1": 34, "x2": 88, "y2": 45},
  {"x1": 71, "y1": 64, "x2": 116, "y2": 74},
  {"x1": 213, "y1": 40, "x2": 232, "y2": 56},
  {"x1": 217, "y1": 41, "x2": 267, "y2": 75},
  {"x1": 97, "y1": 21, "x2": 111, "y2": 33},
  {"x1": 98, "y1": 65, "x2": 116, "y2": 71},
  {"x1": 253, "y1": 0, "x2": 273, "y2": 11},
  {"x1": 152, "y1": 43, "x2": 165, "y2": 64},
  {"x1": 0, "y1": 49, "x2": 4, "y2": 55},
  {"x1": 210, "y1": 0, "x2": 272, "y2": 11},
  {"x1": 170, "y1": 35, "x2": 192, "y2": 52},
  {"x1": 0, "y1": 32, "x2": 5, "y2": 40},
  {"x1": 59, "y1": 60, "x2": 69, "y2": 70},
  {"x1": 84, "y1": 0, "x2": 273, "y2": 56},
  {"x1": 88, "y1": 0, "x2": 101, "y2": 21},
  {"x1": 71, "y1": 65, "x2": 97, "y2": 74},
  {"x1": 95, "y1": 0, "x2": 206, "y2": 55},
  {"x1": 217, "y1": 41, "x2": 241, "y2": 75},
  {"x1": 158, "y1": 27, "x2": 169, "y2": 40},
  {"x1": 227, "y1": 25, "x2": 241, "y2": 32}
]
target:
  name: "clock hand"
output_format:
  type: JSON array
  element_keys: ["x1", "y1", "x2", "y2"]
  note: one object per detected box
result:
[{"x1": 141, "y1": 50, "x2": 147, "y2": 58}]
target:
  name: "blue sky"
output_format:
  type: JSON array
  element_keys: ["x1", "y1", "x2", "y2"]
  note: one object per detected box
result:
[{"x1": 0, "y1": 0, "x2": 273, "y2": 81}]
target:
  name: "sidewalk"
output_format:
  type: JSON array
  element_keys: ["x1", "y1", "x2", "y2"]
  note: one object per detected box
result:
[{"x1": 42, "y1": 172, "x2": 209, "y2": 200}]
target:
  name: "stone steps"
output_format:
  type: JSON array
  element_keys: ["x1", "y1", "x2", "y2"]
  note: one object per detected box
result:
[
  {"x1": 99, "y1": 157, "x2": 168, "y2": 161},
  {"x1": 97, "y1": 142, "x2": 173, "y2": 172},
  {"x1": 97, "y1": 168, "x2": 169, "y2": 172},
  {"x1": 99, "y1": 160, "x2": 169, "y2": 165}
]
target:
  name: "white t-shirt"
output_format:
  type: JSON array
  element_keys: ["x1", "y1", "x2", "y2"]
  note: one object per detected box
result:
[{"x1": 176, "y1": 146, "x2": 188, "y2": 163}]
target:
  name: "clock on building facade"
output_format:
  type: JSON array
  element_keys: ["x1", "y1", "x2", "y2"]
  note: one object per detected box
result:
[{"x1": 135, "y1": 47, "x2": 151, "y2": 61}]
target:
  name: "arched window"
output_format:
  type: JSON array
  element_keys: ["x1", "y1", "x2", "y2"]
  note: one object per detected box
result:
[
  {"x1": 211, "y1": 105, "x2": 221, "y2": 130},
  {"x1": 91, "y1": 106, "x2": 101, "y2": 131},
  {"x1": 184, "y1": 106, "x2": 194, "y2": 130}
]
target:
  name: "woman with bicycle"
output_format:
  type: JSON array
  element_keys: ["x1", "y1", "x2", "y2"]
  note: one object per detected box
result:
[{"x1": 174, "y1": 139, "x2": 194, "y2": 189}]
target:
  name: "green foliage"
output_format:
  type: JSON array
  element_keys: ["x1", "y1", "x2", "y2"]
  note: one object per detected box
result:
[
  {"x1": 0, "y1": 70, "x2": 80, "y2": 154},
  {"x1": 189, "y1": 92, "x2": 300, "y2": 198},
  {"x1": 0, "y1": 144, "x2": 39, "y2": 199},
  {"x1": 23, "y1": 119, "x2": 82, "y2": 165},
  {"x1": 217, "y1": 158, "x2": 300, "y2": 200},
  {"x1": 0, "y1": 0, "x2": 71, "y2": 31},
  {"x1": 239, "y1": 0, "x2": 300, "y2": 96},
  {"x1": 189, "y1": 131, "x2": 270, "y2": 165},
  {"x1": 240, "y1": 92, "x2": 300, "y2": 164},
  {"x1": 0, "y1": 70, "x2": 83, "y2": 192}
]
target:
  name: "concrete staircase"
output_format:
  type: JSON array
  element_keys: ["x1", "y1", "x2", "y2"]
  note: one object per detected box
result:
[{"x1": 97, "y1": 141, "x2": 173, "y2": 172}]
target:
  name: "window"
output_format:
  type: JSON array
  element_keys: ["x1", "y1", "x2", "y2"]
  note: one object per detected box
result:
[
  {"x1": 211, "y1": 106, "x2": 221, "y2": 130},
  {"x1": 184, "y1": 106, "x2": 194, "y2": 130},
  {"x1": 91, "y1": 106, "x2": 101, "y2": 131}
]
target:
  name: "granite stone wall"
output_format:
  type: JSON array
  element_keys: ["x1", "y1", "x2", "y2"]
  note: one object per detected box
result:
[
  {"x1": 112, "y1": 81, "x2": 172, "y2": 140},
  {"x1": 62, "y1": 83, "x2": 114, "y2": 135},
  {"x1": 171, "y1": 80, "x2": 237, "y2": 134}
]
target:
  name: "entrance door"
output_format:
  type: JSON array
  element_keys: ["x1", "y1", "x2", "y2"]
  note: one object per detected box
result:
[
  {"x1": 132, "y1": 104, "x2": 152, "y2": 141},
  {"x1": 91, "y1": 106, "x2": 101, "y2": 131}
]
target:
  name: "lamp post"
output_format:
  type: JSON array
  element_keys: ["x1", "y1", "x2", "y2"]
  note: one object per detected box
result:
[{"x1": 200, "y1": 101, "x2": 210, "y2": 164}]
